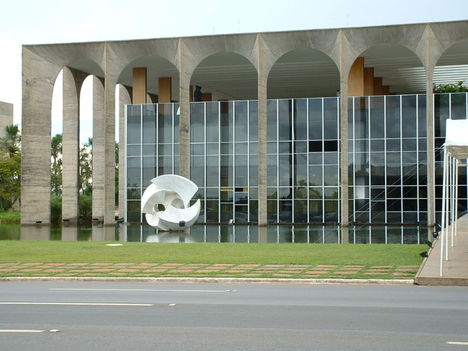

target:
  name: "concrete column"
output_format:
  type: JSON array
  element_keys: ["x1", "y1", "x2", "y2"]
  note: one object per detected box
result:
[
  {"x1": 104, "y1": 76, "x2": 117, "y2": 225},
  {"x1": 340, "y1": 79, "x2": 349, "y2": 226},
  {"x1": 118, "y1": 84, "x2": 131, "y2": 219},
  {"x1": 348, "y1": 57, "x2": 364, "y2": 96},
  {"x1": 62, "y1": 67, "x2": 86, "y2": 223},
  {"x1": 132, "y1": 67, "x2": 147, "y2": 104},
  {"x1": 159, "y1": 77, "x2": 172, "y2": 103},
  {"x1": 178, "y1": 67, "x2": 191, "y2": 178},
  {"x1": 92, "y1": 77, "x2": 105, "y2": 222},
  {"x1": 257, "y1": 73, "x2": 268, "y2": 226},
  {"x1": 0, "y1": 102, "x2": 13, "y2": 137},
  {"x1": 426, "y1": 67, "x2": 435, "y2": 229},
  {"x1": 21, "y1": 47, "x2": 59, "y2": 225}
]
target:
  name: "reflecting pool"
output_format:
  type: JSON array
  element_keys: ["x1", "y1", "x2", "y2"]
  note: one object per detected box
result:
[{"x1": 0, "y1": 224, "x2": 429, "y2": 244}]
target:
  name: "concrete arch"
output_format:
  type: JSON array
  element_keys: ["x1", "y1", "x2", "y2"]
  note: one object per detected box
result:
[
  {"x1": 432, "y1": 38, "x2": 468, "y2": 81},
  {"x1": 429, "y1": 21, "x2": 468, "y2": 67},
  {"x1": 26, "y1": 42, "x2": 106, "y2": 80},
  {"x1": 181, "y1": 34, "x2": 258, "y2": 79},
  {"x1": 109, "y1": 39, "x2": 179, "y2": 84},
  {"x1": 267, "y1": 47, "x2": 340, "y2": 99},
  {"x1": 190, "y1": 51, "x2": 258, "y2": 100},
  {"x1": 259, "y1": 30, "x2": 341, "y2": 79},
  {"x1": 341, "y1": 25, "x2": 427, "y2": 80},
  {"x1": 346, "y1": 43, "x2": 425, "y2": 96}
]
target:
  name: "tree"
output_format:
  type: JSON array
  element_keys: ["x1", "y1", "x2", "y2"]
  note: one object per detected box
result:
[
  {"x1": 51, "y1": 134, "x2": 63, "y2": 196},
  {"x1": 79, "y1": 138, "x2": 92, "y2": 195},
  {"x1": 0, "y1": 125, "x2": 21, "y2": 158},
  {"x1": 433, "y1": 81, "x2": 468, "y2": 93},
  {"x1": 0, "y1": 125, "x2": 21, "y2": 210}
]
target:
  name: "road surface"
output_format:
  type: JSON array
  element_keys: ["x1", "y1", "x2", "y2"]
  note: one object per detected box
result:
[{"x1": 0, "y1": 281, "x2": 467, "y2": 350}]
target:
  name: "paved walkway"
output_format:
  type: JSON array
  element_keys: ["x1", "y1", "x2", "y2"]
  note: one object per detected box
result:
[
  {"x1": 416, "y1": 214, "x2": 468, "y2": 286},
  {"x1": 0, "y1": 262, "x2": 419, "y2": 279}
]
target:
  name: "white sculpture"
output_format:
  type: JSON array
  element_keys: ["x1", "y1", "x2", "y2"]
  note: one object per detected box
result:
[{"x1": 141, "y1": 175, "x2": 201, "y2": 231}]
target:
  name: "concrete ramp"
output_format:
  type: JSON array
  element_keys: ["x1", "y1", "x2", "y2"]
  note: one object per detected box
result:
[{"x1": 416, "y1": 214, "x2": 468, "y2": 286}]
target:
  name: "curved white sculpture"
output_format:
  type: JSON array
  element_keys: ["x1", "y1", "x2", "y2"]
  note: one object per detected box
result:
[{"x1": 141, "y1": 175, "x2": 201, "y2": 231}]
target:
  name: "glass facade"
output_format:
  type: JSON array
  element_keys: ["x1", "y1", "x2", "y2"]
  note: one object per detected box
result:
[
  {"x1": 267, "y1": 98, "x2": 340, "y2": 223},
  {"x1": 126, "y1": 104, "x2": 179, "y2": 222},
  {"x1": 434, "y1": 93, "x2": 468, "y2": 222},
  {"x1": 190, "y1": 101, "x2": 259, "y2": 223},
  {"x1": 125, "y1": 93, "x2": 468, "y2": 226},
  {"x1": 348, "y1": 95, "x2": 427, "y2": 224}
]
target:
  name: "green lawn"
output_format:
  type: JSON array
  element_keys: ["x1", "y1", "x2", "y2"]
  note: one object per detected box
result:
[{"x1": 0, "y1": 241, "x2": 425, "y2": 266}]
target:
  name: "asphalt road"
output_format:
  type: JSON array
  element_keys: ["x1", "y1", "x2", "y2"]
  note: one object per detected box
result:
[{"x1": 0, "y1": 281, "x2": 467, "y2": 350}]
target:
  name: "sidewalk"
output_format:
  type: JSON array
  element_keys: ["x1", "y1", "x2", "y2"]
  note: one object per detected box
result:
[
  {"x1": 416, "y1": 214, "x2": 468, "y2": 286},
  {"x1": 0, "y1": 262, "x2": 419, "y2": 280}
]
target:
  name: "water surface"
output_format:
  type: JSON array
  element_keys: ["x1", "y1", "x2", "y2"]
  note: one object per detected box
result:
[{"x1": 0, "y1": 224, "x2": 428, "y2": 244}]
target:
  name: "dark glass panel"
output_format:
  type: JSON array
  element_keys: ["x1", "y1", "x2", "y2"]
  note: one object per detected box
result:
[
  {"x1": 127, "y1": 157, "x2": 141, "y2": 187},
  {"x1": 190, "y1": 103, "x2": 204, "y2": 143},
  {"x1": 308, "y1": 98, "x2": 322, "y2": 140},
  {"x1": 206, "y1": 102, "x2": 219, "y2": 142},
  {"x1": 127, "y1": 105, "x2": 141, "y2": 144},
  {"x1": 249, "y1": 100, "x2": 258, "y2": 142},
  {"x1": 323, "y1": 98, "x2": 338, "y2": 139},
  {"x1": 370, "y1": 96, "x2": 384, "y2": 138},
  {"x1": 158, "y1": 104, "x2": 173, "y2": 144},
  {"x1": 402, "y1": 95, "x2": 417, "y2": 138},
  {"x1": 142, "y1": 105, "x2": 156, "y2": 144},
  {"x1": 278, "y1": 100, "x2": 292, "y2": 141},
  {"x1": 294, "y1": 99, "x2": 308, "y2": 141},
  {"x1": 386, "y1": 95, "x2": 400, "y2": 139},
  {"x1": 267, "y1": 100, "x2": 277, "y2": 141}
]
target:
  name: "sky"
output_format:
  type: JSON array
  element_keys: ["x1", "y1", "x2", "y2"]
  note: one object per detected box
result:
[{"x1": 0, "y1": 0, "x2": 467, "y2": 142}]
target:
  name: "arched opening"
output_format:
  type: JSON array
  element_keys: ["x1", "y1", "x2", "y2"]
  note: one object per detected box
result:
[
  {"x1": 49, "y1": 58, "x2": 107, "y2": 232},
  {"x1": 191, "y1": 52, "x2": 257, "y2": 101},
  {"x1": 433, "y1": 39, "x2": 468, "y2": 224},
  {"x1": 119, "y1": 56, "x2": 179, "y2": 223},
  {"x1": 190, "y1": 52, "x2": 258, "y2": 224},
  {"x1": 266, "y1": 49, "x2": 340, "y2": 224},
  {"x1": 348, "y1": 44, "x2": 425, "y2": 229},
  {"x1": 118, "y1": 55, "x2": 179, "y2": 103},
  {"x1": 268, "y1": 48, "x2": 339, "y2": 99}
]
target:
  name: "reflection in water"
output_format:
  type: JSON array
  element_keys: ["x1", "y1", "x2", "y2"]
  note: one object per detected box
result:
[
  {"x1": 0, "y1": 224, "x2": 425, "y2": 244},
  {"x1": 20, "y1": 225, "x2": 50, "y2": 240}
]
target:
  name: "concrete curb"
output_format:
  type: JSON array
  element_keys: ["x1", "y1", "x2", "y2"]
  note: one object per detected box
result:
[{"x1": 0, "y1": 276, "x2": 415, "y2": 285}]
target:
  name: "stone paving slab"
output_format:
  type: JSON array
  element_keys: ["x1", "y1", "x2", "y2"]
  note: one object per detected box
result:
[
  {"x1": 416, "y1": 214, "x2": 468, "y2": 286},
  {"x1": 0, "y1": 262, "x2": 420, "y2": 279}
]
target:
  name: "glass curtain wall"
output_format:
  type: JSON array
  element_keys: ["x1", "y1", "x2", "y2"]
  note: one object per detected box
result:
[
  {"x1": 189, "y1": 98, "x2": 340, "y2": 224},
  {"x1": 348, "y1": 92, "x2": 468, "y2": 225},
  {"x1": 125, "y1": 93, "x2": 467, "y2": 225},
  {"x1": 266, "y1": 98, "x2": 340, "y2": 223},
  {"x1": 434, "y1": 93, "x2": 468, "y2": 222},
  {"x1": 348, "y1": 95, "x2": 427, "y2": 224},
  {"x1": 190, "y1": 101, "x2": 258, "y2": 223},
  {"x1": 125, "y1": 103, "x2": 179, "y2": 222}
]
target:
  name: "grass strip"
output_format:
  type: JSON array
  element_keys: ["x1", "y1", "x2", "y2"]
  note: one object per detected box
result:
[{"x1": 0, "y1": 241, "x2": 425, "y2": 266}]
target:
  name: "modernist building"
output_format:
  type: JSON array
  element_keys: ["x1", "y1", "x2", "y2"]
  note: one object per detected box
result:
[{"x1": 21, "y1": 20, "x2": 468, "y2": 232}]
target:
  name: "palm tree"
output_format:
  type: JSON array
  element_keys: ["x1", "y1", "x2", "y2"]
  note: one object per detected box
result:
[{"x1": 0, "y1": 125, "x2": 21, "y2": 157}]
